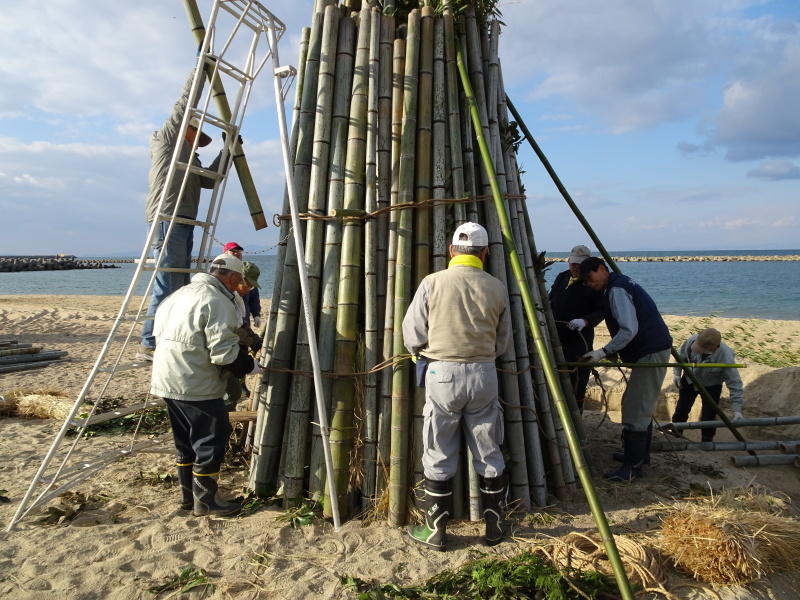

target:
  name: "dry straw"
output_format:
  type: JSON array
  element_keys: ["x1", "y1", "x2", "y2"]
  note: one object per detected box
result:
[
  {"x1": 659, "y1": 487, "x2": 800, "y2": 584},
  {"x1": 16, "y1": 392, "x2": 87, "y2": 421}
]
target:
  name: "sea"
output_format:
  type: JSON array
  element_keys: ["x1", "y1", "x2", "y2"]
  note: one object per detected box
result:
[{"x1": 1, "y1": 250, "x2": 798, "y2": 321}]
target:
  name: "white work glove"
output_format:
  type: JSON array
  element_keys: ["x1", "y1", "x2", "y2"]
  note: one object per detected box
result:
[
  {"x1": 581, "y1": 348, "x2": 607, "y2": 363},
  {"x1": 253, "y1": 316, "x2": 262, "y2": 328},
  {"x1": 567, "y1": 318, "x2": 587, "y2": 331},
  {"x1": 673, "y1": 374, "x2": 682, "y2": 389},
  {"x1": 249, "y1": 361, "x2": 262, "y2": 376},
  {"x1": 732, "y1": 411, "x2": 743, "y2": 422}
]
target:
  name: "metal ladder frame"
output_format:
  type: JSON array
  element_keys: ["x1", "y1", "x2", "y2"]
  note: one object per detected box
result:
[{"x1": 6, "y1": 0, "x2": 295, "y2": 531}]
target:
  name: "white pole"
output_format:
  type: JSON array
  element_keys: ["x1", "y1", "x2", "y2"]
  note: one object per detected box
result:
[{"x1": 266, "y1": 17, "x2": 342, "y2": 532}]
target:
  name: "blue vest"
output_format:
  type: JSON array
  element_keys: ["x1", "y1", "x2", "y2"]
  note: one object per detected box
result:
[{"x1": 604, "y1": 273, "x2": 672, "y2": 362}]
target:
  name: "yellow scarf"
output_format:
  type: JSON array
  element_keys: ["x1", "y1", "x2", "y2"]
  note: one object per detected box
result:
[
  {"x1": 568, "y1": 276, "x2": 580, "y2": 287},
  {"x1": 448, "y1": 254, "x2": 484, "y2": 270}
]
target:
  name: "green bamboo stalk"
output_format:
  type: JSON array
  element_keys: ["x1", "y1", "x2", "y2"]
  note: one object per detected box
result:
[
  {"x1": 181, "y1": 0, "x2": 267, "y2": 229},
  {"x1": 310, "y1": 13, "x2": 356, "y2": 501},
  {"x1": 410, "y1": 5, "x2": 435, "y2": 506},
  {"x1": 443, "y1": 5, "x2": 467, "y2": 226},
  {"x1": 248, "y1": 26, "x2": 311, "y2": 452},
  {"x1": 455, "y1": 36, "x2": 635, "y2": 600},
  {"x1": 362, "y1": 7, "x2": 382, "y2": 510},
  {"x1": 432, "y1": 16, "x2": 448, "y2": 273},
  {"x1": 375, "y1": 13, "x2": 395, "y2": 346},
  {"x1": 463, "y1": 6, "x2": 530, "y2": 509},
  {"x1": 283, "y1": 4, "x2": 340, "y2": 507},
  {"x1": 376, "y1": 37, "x2": 406, "y2": 497},
  {"x1": 325, "y1": 7, "x2": 372, "y2": 519},
  {"x1": 250, "y1": 12, "x2": 325, "y2": 493},
  {"x1": 458, "y1": 27, "x2": 480, "y2": 223},
  {"x1": 389, "y1": 8, "x2": 420, "y2": 527}
]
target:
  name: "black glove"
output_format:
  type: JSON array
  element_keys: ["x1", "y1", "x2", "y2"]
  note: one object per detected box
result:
[
  {"x1": 222, "y1": 131, "x2": 244, "y2": 146},
  {"x1": 222, "y1": 345, "x2": 255, "y2": 379}
]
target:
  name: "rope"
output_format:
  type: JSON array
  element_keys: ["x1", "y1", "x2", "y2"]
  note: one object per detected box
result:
[
  {"x1": 210, "y1": 227, "x2": 294, "y2": 256},
  {"x1": 272, "y1": 193, "x2": 526, "y2": 224}
]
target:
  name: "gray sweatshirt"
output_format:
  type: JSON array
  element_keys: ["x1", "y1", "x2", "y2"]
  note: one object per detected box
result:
[{"x1": 674, "y1": 334, "x2": 745, "y2": 412}]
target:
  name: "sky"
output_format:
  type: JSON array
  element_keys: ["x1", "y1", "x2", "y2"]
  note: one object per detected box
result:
[{"x1": 0, "y1": 0, "x2": 798, "y2": 256}]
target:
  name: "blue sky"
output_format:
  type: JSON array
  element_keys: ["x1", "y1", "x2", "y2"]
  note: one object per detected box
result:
[{"x1": 1, "y1": 0, "x2": 798, "y2": 256}]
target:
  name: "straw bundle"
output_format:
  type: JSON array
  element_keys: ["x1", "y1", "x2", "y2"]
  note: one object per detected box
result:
[
  {"x1": 660, "y1": 505, "x2": 800, "y2": 583},
  {"x1": 16, "y1": 393, "x2": 87, "y2": 421},
  {"x1": 535, "y1": 531, "x2": 666, "y2": 588}
]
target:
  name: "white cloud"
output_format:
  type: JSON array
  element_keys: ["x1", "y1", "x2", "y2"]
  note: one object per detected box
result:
[
  {"x1": 746, "y1": 159, "x2": 800, "y2": 181},
  {"x1": 773, "y1": 216, "x2": 795, "y2": 227}
]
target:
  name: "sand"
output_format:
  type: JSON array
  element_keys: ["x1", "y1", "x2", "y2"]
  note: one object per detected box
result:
[{"x1": 1, "y1": 294, "x2": 800, "y2": 599}]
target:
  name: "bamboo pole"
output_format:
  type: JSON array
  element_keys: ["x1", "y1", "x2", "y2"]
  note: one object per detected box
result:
[
  {"x1": 463, "y1": 6, "x2": 531, "y2": 509},
  {"x1": 651, "y1": 441, "x2": 800, "y2": 452},
  {"x1": 431, "y1": 16, "x2": 448, "y2": 273},
  {"x1": 310, "y1": 13, "x2": 356, "y2": 501},
  {"x1": 250, "y1": 10, "x2": 325, "y2": 493},
  {"x1": 376, "y1": 37, "x2": 406, "y2": 497},
  {"x1": 283, "y1": 4, "x2": 340, "y2": 507},
  {"x1": 362, "y1": 7, "x2": 382, "y2": 509},
  {"x1": 181, "y1": 0, "x2": 267, "y2": 229},
  {"x1": 443, "y1": 4, "x2": 466, "y2": 225},
  {"x1": 456, "y1": 36, "x2": 635, "y2": 600},
  {"x1": 326, "y1": 7, "x2": 372, "y2": 519},
  {"x1": 410, "y1": 5, "x2": 435, "y2": 505},
  {"x1": 389, "y1": 9, "x2": 420, "y2": 527},
  {"x1": 665, "y1": 416, "x2": 800, "y2": 430},
  {"x1": 731, "y1": 455, "x2": 796, "y2": 467},
  {"x1": 560, "y1": 362, "x2": 746, "y2": 369}
]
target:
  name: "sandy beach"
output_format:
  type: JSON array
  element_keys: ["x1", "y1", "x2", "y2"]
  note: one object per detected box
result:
[{"x1": 1, "y1": 294, "x2": 800, "y2": 599}]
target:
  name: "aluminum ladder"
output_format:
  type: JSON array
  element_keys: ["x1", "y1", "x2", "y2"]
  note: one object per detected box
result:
[{"x1": 6, "y1": 0, "x2": 296, "y2": 531}]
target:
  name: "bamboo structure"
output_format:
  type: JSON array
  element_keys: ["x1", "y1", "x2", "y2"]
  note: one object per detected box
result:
[{"x1": 248, "y1": 13, "x2": 634, "y2": 595}]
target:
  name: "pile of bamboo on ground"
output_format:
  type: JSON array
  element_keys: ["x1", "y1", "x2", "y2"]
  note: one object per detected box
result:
[
  {"x1": 248, "y1": 0, "x2": 583, "y2": 526},
  {"x1": 0, "y1": 340, "x2": 68, "y2": 374}
]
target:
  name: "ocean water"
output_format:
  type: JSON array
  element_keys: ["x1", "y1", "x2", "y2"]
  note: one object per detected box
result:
[{"x1": 1, "y1": 251, "x2": 798, "y2": 321}]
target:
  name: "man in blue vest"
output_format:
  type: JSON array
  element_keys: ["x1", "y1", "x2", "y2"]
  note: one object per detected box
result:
[{"x1": 579, "y1": 257, "x2": 672, "y2": 481}]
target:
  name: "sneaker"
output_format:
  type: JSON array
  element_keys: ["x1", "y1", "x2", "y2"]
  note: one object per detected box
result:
[{"x1": 135, "y1": 347, "x2": 154, "y2": 362}]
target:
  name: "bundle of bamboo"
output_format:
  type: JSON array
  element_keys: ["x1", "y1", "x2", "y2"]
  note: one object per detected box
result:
[{"x1": 249, "y1": 1, "x2": 586, "y2": 525}]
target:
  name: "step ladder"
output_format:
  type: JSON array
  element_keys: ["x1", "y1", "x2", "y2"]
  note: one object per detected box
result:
[{"x1": 6, "y1": 0, "x2": 296, "y2": 531}]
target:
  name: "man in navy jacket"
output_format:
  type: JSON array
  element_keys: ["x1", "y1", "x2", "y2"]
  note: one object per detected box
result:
[{"x1": 580, "y1": 257, "x2": 672, "y2": 481}]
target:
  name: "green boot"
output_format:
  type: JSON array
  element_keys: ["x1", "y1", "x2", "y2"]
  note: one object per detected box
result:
[
  {"x1": 407, "y1": 478, "x2": 452, "y2": 552},
  {"x1": 480, "y1": 474, "x2": 506, "y2": 546}
]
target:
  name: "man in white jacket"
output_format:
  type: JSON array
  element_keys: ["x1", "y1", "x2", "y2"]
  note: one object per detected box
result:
[
  {"x1": 151, "y1": 253, "x2": 260, "y2": 517},
  {"x1": 671, "y1": 328, "x2": 745, "y2": 441}
]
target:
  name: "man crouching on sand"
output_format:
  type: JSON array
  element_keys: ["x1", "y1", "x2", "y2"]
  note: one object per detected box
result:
[{"x1": 150, "y1": 254, "x2": 261, "y2": 517}]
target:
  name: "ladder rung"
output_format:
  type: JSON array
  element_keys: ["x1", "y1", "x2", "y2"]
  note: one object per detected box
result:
[
  {"x1": 188, "y1": 109, "x2": 236, "y2": 134},
  {"x1": 156, "y1": 214, "x2": 213, "y2": 228},
  {"x1": 69, "y1": 398, "x2": 166, "y2": 428},
  {"x1": 175, "y1": 161, "x2": 225, "y2": 181}
]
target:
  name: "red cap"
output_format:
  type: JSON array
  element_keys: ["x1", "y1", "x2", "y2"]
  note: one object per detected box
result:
[{"x1": 223, "y1": 242, "x2": 243, "y2": 253}]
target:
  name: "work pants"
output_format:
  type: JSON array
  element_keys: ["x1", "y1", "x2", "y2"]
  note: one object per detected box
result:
[
  {"x1": 620, "y1": 349, "x2": 671, "y2": 432},
  {"x1": 165, "y1": 398, "x2": 230, "y2": 472},
  {"x1": 422, "y1": 361, "x2": 505, "y2": 481},
  {"x1": 672, "y1": 378, "x2": 723, "y2": 441},
  {"x1": 141, "y1": 221, "x2": 194, "y2": 349}
]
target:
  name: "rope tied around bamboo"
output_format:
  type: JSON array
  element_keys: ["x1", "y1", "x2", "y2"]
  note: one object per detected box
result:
[{"x1": 272, "y1": 192, "x2": 526, "y2": 225}]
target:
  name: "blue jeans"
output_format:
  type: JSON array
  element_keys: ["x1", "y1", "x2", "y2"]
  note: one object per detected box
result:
[{"x1": 140, "y1": 222, "x2": 194, "y2": 349}]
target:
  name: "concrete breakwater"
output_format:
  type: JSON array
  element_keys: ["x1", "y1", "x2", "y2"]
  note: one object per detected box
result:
[
  {"x1": 549, "y1": 255, "x2": 800, "y2": 262},
  {"x1": 0, "y1": 257, "x2": 121, "y2": 273}
]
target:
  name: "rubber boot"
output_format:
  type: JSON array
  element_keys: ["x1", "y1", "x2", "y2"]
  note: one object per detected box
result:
[
  {"x1": 193, "y1": 468, "x2": 241, "y2": 517},
  {"x1": 407, "y1": 478, "x2": 452, "y2": 551},
  {"x1": 479, "y1": 474, "x2": 506, "y2": 546},
  {"x1": 604, "y1": 429, "x2": 648, "y2": 482},
  {"x1": 613, "y1": 423, "x2": 652, "y2": 464},
  {"x1": 176, "y1": 456, "x2": 194, "y2": 510}
]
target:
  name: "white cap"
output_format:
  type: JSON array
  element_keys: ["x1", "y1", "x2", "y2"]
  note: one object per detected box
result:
[
  {"x1": 452, "y1": 222, "x2": 489, "y2": 247},
  {"x1": 209, "y1": 253, "x2": 244, "y2": 274},
  {"x1": 568, "y1": 245, "x2": 591, "y2": 264}
]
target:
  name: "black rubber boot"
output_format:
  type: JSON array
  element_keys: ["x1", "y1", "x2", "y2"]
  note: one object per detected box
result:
[
  {"x1": 479, "y1": 474, "x2": 506, "y2": 546},
  {"x1": 193, "y1": 468, "x2": 241, "y2": 517},
  {"x1": 407, "y1": 478, "x2": 452, "y2": 551},
  {"x1": 176, "y1": 456, "x2": 194, "y2": 510},
  {"x1": 612, "y1": 423, "x2": 652, "y2": 464},
  {"x1": 604, "y1": 429, "x2": 648, "y2": 482}
]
